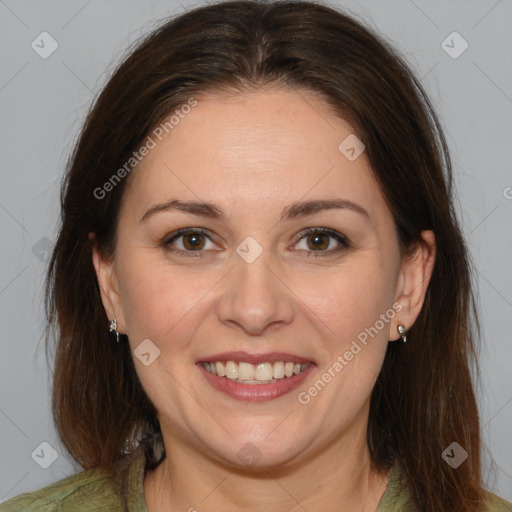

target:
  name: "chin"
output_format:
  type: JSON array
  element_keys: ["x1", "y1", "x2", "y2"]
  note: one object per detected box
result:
[{"x1": 204, "y1": 432, "x2": 308, "y2": 471}]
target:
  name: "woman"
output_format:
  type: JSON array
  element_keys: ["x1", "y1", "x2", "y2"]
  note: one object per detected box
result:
[{"x1": 1, "y1": 1, "x2": 510, "y2": 510}]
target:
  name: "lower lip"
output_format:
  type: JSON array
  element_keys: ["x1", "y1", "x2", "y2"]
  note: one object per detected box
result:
[{"x1": 197, "y1": 363, "x2": 315, "y2": 402}]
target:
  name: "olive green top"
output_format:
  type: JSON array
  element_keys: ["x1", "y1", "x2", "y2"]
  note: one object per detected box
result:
[{"x1": 1, "y1": 443, "x2": 511, "y2": 511}]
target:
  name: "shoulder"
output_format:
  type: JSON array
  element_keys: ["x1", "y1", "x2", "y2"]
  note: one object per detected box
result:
[
  {"x1": 0, "y1": 443, "x2": 150, "y2": 512},
  {"x1": 0, "y1": 466, "x2": 124, "y2": 512},
  {"x1": 482, "y1": 490, "x2": 512, "y2": 511},
  {"x1": 378, "y1": 461, "x2": 512, "y2": 511},
  {"x1": 0, "y1": 469, "x2": 120, "y2": 511}
]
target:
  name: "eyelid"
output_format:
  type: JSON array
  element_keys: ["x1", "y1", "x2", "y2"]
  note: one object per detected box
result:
[
  {"x1": 293, "y1": 227, "x2": 351, "y2": 255},
  {"x1": 163, "y1": 228, "x2": 216, "y2": 252}
]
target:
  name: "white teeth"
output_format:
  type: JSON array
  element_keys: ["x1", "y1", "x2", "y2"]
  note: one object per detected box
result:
[
  {"x1": 255, "y1": 362, "x2": 273, "y2": 381},
  {"x1": 203, "y1": 360, "x2": 311, "y2": 382},
  {"x1": 225, "y1": 361, "x2": 238, "y2": 380},
  {"x1": 215, "y1": 361, "x2": 226, "y2": 377},
  {"x1": 273, "y1": 361, "x2": 285, "y2": 379},
  {"x1": 238, "y1": 362, "x2": 255, "y2": 380}
]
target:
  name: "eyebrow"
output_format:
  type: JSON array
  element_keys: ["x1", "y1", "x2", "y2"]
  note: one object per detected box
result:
[{"x1": 140, "y1": 198, "x2": 370, "y2": 223}]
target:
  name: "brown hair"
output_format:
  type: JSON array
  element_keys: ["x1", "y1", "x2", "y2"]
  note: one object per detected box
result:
[{"x1": 45, "y1": 1, "x2": 483, "y2": 509}]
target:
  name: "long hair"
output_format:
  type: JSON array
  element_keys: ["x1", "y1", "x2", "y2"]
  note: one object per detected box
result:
[{"x1": 45, "y1": 1, "x2": 482, "y2": 509}]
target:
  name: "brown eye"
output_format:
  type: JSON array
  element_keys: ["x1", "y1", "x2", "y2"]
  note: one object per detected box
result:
[
  {"x1": 305, "y1": 232, "x2": 330, "y2": 251},
  {"x1": 163, "y1": 228, "x2": 215, "y2": 258},
  {"x1": 182, "y1": 232, "x2": 206, "y2": 251},
  {"x1": 295, "y1": 228, "x2": 350, "y2": 256}
]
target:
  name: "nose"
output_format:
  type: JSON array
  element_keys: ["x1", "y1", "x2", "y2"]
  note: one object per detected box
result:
[{"x1": 216, "y1": 248, "x2": 295, "y2": 336}]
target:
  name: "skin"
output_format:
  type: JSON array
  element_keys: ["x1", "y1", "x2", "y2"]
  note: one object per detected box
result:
[{"x1": 92, "y1": 87, "x2": 435, "y2": 511}]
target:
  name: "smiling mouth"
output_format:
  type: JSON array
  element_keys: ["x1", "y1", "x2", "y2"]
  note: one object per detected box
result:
[{"x1": 200, "y1": 360, "x2": 311, "y2": 384}]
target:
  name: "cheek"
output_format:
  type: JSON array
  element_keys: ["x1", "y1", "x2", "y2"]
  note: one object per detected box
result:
[
  {"x1": 295, "y1": 260, "x2": 396, "y2": 351},
  {"x1": 117, "y1": 252, "x2": 223, "y2": 348},
  {"x1": 295, "y1": 261, "x2": 395, "y2": 415}
]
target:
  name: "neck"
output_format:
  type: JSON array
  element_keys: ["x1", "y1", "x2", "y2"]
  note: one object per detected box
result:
[{"x1": 144, "y1": 419, "x2": 390, "y2": 512}]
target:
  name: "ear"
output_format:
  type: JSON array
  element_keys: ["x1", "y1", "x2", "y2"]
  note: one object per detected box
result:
[
  {"x1": 389, "y1": 230, "x2": 436, "y2": 341},
  {"x1": 90, "y1": 233, "x2": 127, "y2": 333}
]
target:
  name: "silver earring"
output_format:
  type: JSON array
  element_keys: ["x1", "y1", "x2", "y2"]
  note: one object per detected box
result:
[
  {"x1": 109, "y1": 317, "x2": 120, "y2": 343},
  {"x1": 397, "y1": 324, "x2": 407, "y2": 343}
]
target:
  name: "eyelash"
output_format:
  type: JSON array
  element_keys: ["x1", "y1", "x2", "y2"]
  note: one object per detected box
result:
[{"x1": 162, "y1": 227, "x2": 351, "y2": 259}]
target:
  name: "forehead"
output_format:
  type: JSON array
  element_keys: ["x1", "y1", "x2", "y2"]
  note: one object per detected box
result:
[{"x1": 122, "y1": 88, "x2": 388, "y2": 223}]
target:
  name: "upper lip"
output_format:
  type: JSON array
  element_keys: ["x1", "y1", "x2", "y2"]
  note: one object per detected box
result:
[{"x1": 197, "y1": 351, "x2": 315, "y2": 365}]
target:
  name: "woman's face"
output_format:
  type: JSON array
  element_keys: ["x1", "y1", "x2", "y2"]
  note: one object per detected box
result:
[{"x1": 94, "y1": 88, "x2": 432, "y2": 469}]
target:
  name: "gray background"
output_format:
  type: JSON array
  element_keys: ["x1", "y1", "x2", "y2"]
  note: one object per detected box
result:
[{"x1": 1, "y1": 0, "x2": 511, "y2": 503}]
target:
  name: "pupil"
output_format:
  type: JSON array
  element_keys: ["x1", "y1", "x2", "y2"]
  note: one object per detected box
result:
[
  {"x1": 184, "y1": 233, "x2": 204, "y2": 250},
  {"x1": 309, "y1": 234, "x2": 327, "y2": 250}
]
